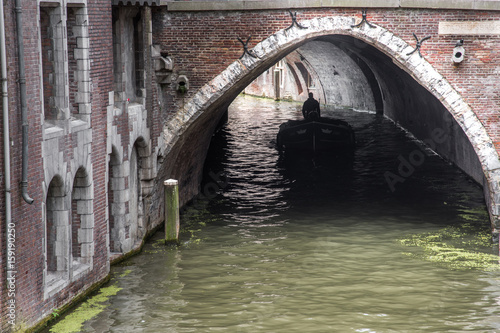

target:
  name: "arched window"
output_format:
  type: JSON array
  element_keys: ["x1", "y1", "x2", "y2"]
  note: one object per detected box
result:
[
  {"x1": 45, "y1": 175, "x2": 69, "y2": 296},
  {"x1": 71, "y1": 167, "x2": 94, "y2": 280},
  {"x1": 108, "y1": 147, "x2": 126, "y2": 254}
]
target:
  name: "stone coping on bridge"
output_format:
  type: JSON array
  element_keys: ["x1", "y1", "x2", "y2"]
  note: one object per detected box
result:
[{"x1": 161, "y1": 0, "x2": 500, "y2": 11}]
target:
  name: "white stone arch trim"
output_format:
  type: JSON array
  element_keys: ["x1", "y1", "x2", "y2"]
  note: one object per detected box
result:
[
  {"x1": 162, "y1": 15, "x2": 500, "y2": 230},
  {"x1": 108, "y1": 98, "x2": 155, "y2": 253},
  {"x1": 108, "y1": 144, "x2": 125, "y2": 182},
  {"x1": 129, "y1": 136, "x2": 151, "y2": 240},
  {"x1": 108, "y1": 121, "x2": 125, "y2": 163},
  {"x1": 43, "y1": 174, "x2": 70, "y2": 299},
  {"x1": 69, "y1": 165, "x2": 95, "y2": 281},
  {"x1": 129, "y1": 108, "x2": 156, "y2": 195},
  {"x1": 131, "y1": 135, "x2": 151, "y2": 159},
  {"x1": 108, "y1": 144, "x2": 128, "y2": 254},
  {"x1": 43, "y1": 145, "x2": 67, "y2": 194}
]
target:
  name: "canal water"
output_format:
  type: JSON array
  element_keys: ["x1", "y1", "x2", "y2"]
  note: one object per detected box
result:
[{"x1": 49, "y1": 95, "x2": 500, "y2": 332}]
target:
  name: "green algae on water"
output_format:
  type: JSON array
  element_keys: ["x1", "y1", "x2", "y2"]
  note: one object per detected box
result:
[
  {"x1": 49, "y1": 284, "x2": 122, "y2": 333},
  {"x1": 179, "y1": 203, "x2": 223, "y2": 245},
  {"x1": 399, "y1": 223, "x2": 499, "y2": 271},
  {"x1": 119, "y1": 269, "x2": 132, "y2": 277}
]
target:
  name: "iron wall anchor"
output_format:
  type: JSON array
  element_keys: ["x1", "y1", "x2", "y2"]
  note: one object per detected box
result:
[
  {"x1": 286, "y1": 10, "x2": 307, "y2": 31},
  {"x1": 406, "y1": 33, "x2": 431, "y2": 58},
  {"x1": 351, "y1": 9, "x2": 375, "y2": 29},
  {"x1": 238, "y1": 36, "x2": 258, "y2": 59}
]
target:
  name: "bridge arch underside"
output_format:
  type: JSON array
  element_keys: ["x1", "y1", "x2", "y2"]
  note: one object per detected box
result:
[{"x1": 163, "y1": 25, "x2": 500, "y2": 239}]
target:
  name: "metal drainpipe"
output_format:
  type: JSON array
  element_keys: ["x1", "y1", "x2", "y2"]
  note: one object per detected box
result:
[
  {"x1": 1, "y1": 0, "x2": 12, "y2": 277},
  {"x1": 15, "y1": 0, "x2": 33, "y2": 204}
]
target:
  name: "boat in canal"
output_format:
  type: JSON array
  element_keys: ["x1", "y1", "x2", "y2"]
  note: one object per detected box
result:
[{"x1": 276, "y1": 114, "x2": 355, "y2": 155}]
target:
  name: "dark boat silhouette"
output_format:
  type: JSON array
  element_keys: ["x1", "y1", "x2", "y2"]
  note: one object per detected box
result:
[{"x1": 277, "y1": 113, "x2": 355, "y2": 155}]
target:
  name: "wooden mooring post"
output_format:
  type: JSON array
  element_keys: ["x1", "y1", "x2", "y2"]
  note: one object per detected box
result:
[{"x1": 164, "y1": 179, "x2": 180, "y2": 244}]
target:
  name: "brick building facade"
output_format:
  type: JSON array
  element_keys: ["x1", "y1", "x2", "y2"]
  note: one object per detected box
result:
[
  {"x1": 1, "y1": 0, "x2": 500, "y2": 331},
  {"x1": 0, "y1": 0, "x2": 163, "y2": 330}
]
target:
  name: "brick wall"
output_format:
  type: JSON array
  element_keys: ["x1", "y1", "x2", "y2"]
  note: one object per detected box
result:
[
  {"x1": 0, "y1": 0, "x2": 114, "y2": 330},
  {"x1": 5, "y1": 0, "x2": 46, "y2": 329},
  {"x1": 87, "y1": 1, "x2": 113, "y2": 302}
]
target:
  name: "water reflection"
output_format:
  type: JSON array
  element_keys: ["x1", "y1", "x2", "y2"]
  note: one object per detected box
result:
[{"x1": 49, "y1": 95, "x2": 500, "y2": 333}]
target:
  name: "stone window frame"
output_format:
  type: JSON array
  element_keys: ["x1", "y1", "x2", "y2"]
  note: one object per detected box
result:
[
  {"x1": 112, "y1": 6, "x2": 146, "y2": 110},
  {"x1": 128, "y1": 143, "x2": 143, "y2": 245},
  {"x1": 107, "y1": 136, "x2": 152, "y2": 257},
  {"x1": 70, "y1": 167, "x2": 94, "y2": 280},
  {"x1": 108, "y1": 146, "x2": 129, "y2": 254},
  {"x1": 38, "y1": 0, "x2": 91, "y2": 132},
  {"x1": 107, "y1": 142, "x2": 143, "y2": 256},
  {"x1": 274, "y1": 59, "x2": 285, "y2": 89},
  {"x1": 44, "y1": 175, "x2": 69, "y2": 298},
  {"x1": 43, "y1": 167, "x2": 94, "y2": 299},
  {"x1": 67, "y1": 4, "x2": 92, "y2": 123}
]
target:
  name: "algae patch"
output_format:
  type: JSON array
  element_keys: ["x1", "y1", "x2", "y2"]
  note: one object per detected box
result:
[
  {"x1": 179, "y1": 202, "x2": 222, "y2": 246},
  {"x1": 399, "y1": 223, "x2": 499, "y2": 271},
  {"x1": 49, "y1": 284, "x2": 122, "y2": 333},
  {"x1": 119, "y1": 269, "x2": 132, "y2": 277}
]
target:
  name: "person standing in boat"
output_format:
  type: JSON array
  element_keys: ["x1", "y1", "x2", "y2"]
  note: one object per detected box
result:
[{"x1": 302, "y1": 92, "x2": 320, "y2": 120}]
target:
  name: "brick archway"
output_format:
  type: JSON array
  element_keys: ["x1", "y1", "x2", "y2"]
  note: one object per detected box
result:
[{"x1": 165, "y1": 15, "x2": 500, "y2": 235}]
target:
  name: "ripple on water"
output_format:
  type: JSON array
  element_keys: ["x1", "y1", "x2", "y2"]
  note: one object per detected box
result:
[{"x1": 47, "y1": 96, "x2": 500, "y2": 333}]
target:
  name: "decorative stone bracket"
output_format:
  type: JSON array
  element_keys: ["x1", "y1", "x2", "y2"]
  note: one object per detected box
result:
[{"x1": 152, "y1": 44, "x2": 173, "y2": 84}]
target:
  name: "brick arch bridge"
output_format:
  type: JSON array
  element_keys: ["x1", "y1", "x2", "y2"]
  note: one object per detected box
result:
[
  {"x1": 7, "y1": 2, "x2": 500, "y2": 331},
  {"x1": 151, "y1": 4, "x2": 500, "y2": 238}
]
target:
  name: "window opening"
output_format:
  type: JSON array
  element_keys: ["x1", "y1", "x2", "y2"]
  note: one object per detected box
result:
[{"x1": 45, "y1": 176, "x2": 69, "y2": 293}]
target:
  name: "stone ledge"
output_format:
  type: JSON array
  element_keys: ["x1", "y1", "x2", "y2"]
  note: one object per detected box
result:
[
  {"x1": 164, "y1": 0, "x2": 398, "y2": 11},
  {"x1": 439, "y1": 20, "x2": 500, "y2": 35},
  {"x1": 162, "y1": 0, "x2": 500, "y2": 11},
  {"x1": 401, "y1": 0, "x2": 500, "y2": 10},
  {"x1": 44, "y1": 125, "x2": 64, "y2": 140}
]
